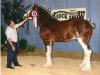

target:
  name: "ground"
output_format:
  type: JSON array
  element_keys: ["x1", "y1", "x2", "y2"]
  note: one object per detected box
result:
[{"x1": 1, "y1": 51, "x2": 100, "y2": 75}]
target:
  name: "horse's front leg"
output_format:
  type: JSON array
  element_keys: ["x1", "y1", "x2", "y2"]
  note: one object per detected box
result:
[{"x1": 44, "y1": 43, "x2": 52, "y2": 67}]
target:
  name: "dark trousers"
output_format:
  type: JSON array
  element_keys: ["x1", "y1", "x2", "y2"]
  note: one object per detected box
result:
[{"x1": 7, "y1": 41, "x2": 19, "y2": 67}]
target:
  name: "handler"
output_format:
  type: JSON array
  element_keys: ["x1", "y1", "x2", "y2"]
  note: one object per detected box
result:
[{"x1": 5, "y1": 17, "x2": 29, "y2": 69}]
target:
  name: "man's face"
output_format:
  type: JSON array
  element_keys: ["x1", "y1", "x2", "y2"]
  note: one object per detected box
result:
[{"x1": 9, "y1": 21, "x2": 15, "y2": 28}]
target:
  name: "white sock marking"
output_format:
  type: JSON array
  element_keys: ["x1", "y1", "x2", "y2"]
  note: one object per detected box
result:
[
  {"x1": 77, "y1": 37, "x2": 92, "y2": 71},
  {"x1": 46, "y1": 46, "x2": 52, "y2": 64},
  {"x1": 44, "y1": 44, "x2": 52, "y2": 67}
]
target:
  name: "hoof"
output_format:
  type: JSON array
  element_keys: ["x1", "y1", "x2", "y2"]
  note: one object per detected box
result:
[
  {"x1": 80, "y1": 66, "x2": 91, "y2": 72},
  {"x1": 43, "y1": 63, "x2": 52, "y2": 67},
  {"x1": 79, "y1": 63, "x2": 84, "y2": 68}
]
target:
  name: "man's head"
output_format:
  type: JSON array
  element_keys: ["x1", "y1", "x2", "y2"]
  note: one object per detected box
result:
[{"x1": 8, "y1": 20, "x2": 15, "y2": 27}]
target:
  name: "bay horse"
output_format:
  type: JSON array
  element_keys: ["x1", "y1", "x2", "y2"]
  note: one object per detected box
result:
[{"x1": 24, "y1": 4, "x2": 95, "y2": 71}]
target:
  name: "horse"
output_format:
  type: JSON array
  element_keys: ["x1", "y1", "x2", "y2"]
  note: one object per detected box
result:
[{"x1": 24, "y1": 4, "x2": 95, "y2": 71}]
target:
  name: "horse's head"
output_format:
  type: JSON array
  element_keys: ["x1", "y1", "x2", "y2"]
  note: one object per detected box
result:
[
  {"x1": 23, "y1": 4, "x2": 39, "y2": 27},
  {"x1": 23, "y1": 4, "x2": 52, "y2": 27},
  {"x1": 23, "y1": 4, "x2": 38, "y2": 18}
]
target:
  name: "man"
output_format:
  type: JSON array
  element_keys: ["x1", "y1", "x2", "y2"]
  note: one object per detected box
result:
[{"x1": 5, "y1": 17, "x2": 29, "y2": 69}]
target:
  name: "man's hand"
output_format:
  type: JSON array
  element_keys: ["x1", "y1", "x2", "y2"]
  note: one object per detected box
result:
[
  {"x1": 8, "y1": 38, "x2": 15, "y2": 51},
  {"x1": 12, "y1": 46, "x2": 15, "y2": 51}
]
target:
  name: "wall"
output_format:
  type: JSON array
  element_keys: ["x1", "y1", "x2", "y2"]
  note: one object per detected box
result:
[{"x1": 17, "y1": 0, "x2": 100, "y2": 53}]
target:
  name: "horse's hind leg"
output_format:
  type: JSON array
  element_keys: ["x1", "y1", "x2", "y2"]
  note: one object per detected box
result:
[
  {"x1": 77, "y1": 37, "x2": 92, "y2": 71},
  {"x1": 43, "y1": 42, "x2": 52, "y2": 67}
]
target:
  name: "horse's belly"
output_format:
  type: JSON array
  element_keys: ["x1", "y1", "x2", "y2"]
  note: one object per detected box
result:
[
  {"x1": 51, "y1": 31, "x2": 77, "y2": 42},
  {"x1": 53, "y1": 35, "x2": 74, "y2": 42}
]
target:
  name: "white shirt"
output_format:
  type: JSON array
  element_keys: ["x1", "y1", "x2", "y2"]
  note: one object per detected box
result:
[{"x1": 5, "y1": 24, "x2": 20, "y2": 42}]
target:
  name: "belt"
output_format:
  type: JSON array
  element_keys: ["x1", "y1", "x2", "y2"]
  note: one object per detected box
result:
[
  {"x1": 12, "y1": 41, "x2": 17, "y2": 43},
  {"x1": 7, "y1": 40, "x2": 17, "y2": 43}
]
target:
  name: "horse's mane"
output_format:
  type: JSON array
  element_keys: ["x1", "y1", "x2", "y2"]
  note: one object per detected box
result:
[{"x1": 37, "y1": 5, "x2": 59, "y2": 20}]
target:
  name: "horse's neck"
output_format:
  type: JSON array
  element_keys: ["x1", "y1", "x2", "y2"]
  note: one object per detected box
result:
[{"x1": 38, "y1": 9, "x2": 53, "y2": 27}]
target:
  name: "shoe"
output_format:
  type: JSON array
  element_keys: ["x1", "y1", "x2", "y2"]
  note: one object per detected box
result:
[
  {"x1": 6, "y1": 66, "x2": 15, "y2": 69},
  {"x1": 14, "y1": 64, "x2": 22, "y2": 67}
]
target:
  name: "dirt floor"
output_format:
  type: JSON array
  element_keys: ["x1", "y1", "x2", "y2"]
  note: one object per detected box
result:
[{"x1": 1, "y1": 51, "x2": 100, "y2": 75}]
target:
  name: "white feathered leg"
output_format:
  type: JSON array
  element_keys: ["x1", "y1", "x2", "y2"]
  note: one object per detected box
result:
[
  {"x1": 77, "y1": 37, "x2": 92, "y2": 71},
  {"x1": 44, "y1": 44, "x2": 52, "y2": 67}
]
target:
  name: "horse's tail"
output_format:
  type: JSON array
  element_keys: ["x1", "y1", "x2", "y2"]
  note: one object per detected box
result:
[
  {"x1": 90, "y1": 22, "x2": 96, "y2": 28},
  {"x1": 88, "y1": 19, "x2": 96, "y2": 28}
]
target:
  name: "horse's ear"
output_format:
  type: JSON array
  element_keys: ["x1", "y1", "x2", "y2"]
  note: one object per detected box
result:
[
  {"x1": 34, "y1": 4, "x2": 36, "y2": 6},
  {"x1": 34, "y1": 4, "x2": 38, "y2": 11},
  {"x1": 34, "y1": 4, "x2": 38, "y2": 7},
  {"x1": 32, "y1": 4, "x2": 36, "y2": 9}
]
